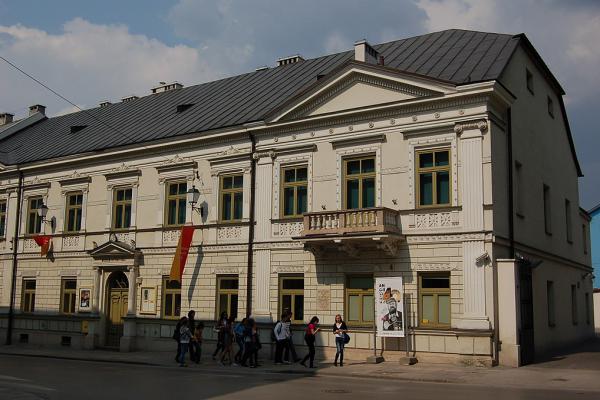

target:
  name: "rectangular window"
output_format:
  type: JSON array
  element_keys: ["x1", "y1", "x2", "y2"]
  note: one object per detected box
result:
[
  {"x1": 162, "y1": 277, "x2": 181, "y2": 319},
  {"x1": 0, "y1": 199, "x2": 6, "y2": 237},
  {"x1": 565, "y1": 199, "x2": 572, "y2": 243},
  {"x1": 216, "y1": 277, "x2": 239, "y2": 319},
  {"x1": 543, "y1": 184, "x2": 552, "y2": 234},
  {"x1": 344, "y1": 157, "x2": 376, "y2": 210},
  {"x1": 220, "y1": 175, "x2": 243, "y2": 221},
  {"x1": 280, "y1": 276, "x2": 304, "y2": 323},
  {"x1": 583, "y1": 224, "x2": 588, "y2": 254},
  {"x1": 21, "y1": 279, "x2": 36, "y2": 313},
  {"x1": 65, "y1": 192, "x2": 83, "y2": 233},
  {"x1": 571, "y1": 284, "x2": 578, "y2": 325},
  {"x1": 585, "y1": 293, "x2": 590, "y2": 325},
  {"x1": 547, "y1": 96, "x2": 554, "y2": 118},
  {"x1": 165, "y1": 181, "x2": 187, "y2": 226},
  {"x1": 345, "y1": 276, "x2": 374, "y2": 326},
  {"x1": 526, "y1": 68, "x2": 534, "y2": 94},
  {"x1": 547, "y1": 281, "x2": 555, "y2": 327},
  {"x1": 281, "y1": 166, "x2": 308, "y2": 218},
  {"x1": 112, "y1": 188, "x2": 132, "y2": 230},
  {"x1": 60, "y1": 279, "x2": 77, "y2": 314},
  {"x1": 417, "y1": 149, "x2": 450, "y2": 208},
  {"x1": 26, "y1": 197, "x2": 43, "y2": 235},
  {"x1": 419, "y1": 273, "x2": 451, "y2": 328},
  {"x1": 515, "y1": 161, "x2": 523, "y2": 217}
]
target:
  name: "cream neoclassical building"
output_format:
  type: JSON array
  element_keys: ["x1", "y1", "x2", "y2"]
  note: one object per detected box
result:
[{"x1": 0, "y1": 29, "x2": 594, "y2": 366}]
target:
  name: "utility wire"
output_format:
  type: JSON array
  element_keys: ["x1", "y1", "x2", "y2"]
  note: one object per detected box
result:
[{"x1": 0, "y1": 55, "x2": 176, "y2": 164}]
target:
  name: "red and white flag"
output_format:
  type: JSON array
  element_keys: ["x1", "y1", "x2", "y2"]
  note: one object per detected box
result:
[
  {"x1": 169, "y1": 225, "x2": 195, "y2": 282},
  {"x1": 33, "y1": 235, "x2": 52, "y2": 256}
]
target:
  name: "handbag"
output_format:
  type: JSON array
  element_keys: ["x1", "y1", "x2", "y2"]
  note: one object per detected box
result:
[{"x1": 343, "y1": 332, "x2": 350, "y2": 344}]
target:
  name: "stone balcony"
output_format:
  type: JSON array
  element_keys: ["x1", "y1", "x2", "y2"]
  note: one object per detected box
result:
[{"x1": 296, "y1": 207, "x2": 403, "y2": 257}]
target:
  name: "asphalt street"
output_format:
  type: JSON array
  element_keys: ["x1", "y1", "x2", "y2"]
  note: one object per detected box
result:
[{"x1": 0, "y1": 355, "x2": 597, "y2": 400}]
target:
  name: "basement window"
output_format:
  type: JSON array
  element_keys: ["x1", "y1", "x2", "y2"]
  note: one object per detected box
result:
[
  {"x1": 176, "y1": 103, "x2": 194, "y2": 113},
  {"x1": 70, "y1": 125, "x2": 88, "y2": 134}
]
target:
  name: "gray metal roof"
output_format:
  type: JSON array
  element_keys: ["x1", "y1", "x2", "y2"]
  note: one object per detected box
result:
[{"x1": 0, "y1": 29, "x2": 521, "y2": 165}]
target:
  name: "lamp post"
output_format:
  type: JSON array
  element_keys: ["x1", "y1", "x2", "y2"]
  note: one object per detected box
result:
[{"x1": 187, "y1": 185, "x2": 203, "y2": 217}]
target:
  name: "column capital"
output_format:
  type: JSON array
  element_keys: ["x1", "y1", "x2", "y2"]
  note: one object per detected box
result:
[{"x1": 454, "y1": 119, "x2": 488, "y2": 135}]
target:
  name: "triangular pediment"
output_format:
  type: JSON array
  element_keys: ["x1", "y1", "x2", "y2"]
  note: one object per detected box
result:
[
  {"x1": 88, "y1": 240, "x2": 136, "y2": 259},
  {"x1": 270, "y1": 62, "x2": 454, "y2": 122}
]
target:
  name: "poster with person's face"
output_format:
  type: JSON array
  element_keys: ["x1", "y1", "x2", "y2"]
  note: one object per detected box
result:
[
  {"x1": 79, "y1": 288, "x2": 91, "y2": 311},
  {"x1": 376, "y1": 277, "x2": 405, "y2": 337}
]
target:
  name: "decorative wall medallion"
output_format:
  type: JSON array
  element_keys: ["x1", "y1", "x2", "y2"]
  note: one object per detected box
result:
[
  {"x1": 434, "y1": 112, "x2": 440, "y2": 119},
  {"x1": 390, "y1": 119, "x2": 396, "y2": 125},
  {"x1": 411, "y1": 115, "x2": 418, "y2": 122},
  {"x1": 368, "y1": 122, "x2": 374, "y2": 128},
  {"x1": 311, "y1": 131, "x2": 315, "y2": 137},
  {"x1": 274, "y1": 137, "x2": 279, "y2": 142},
  {"x1": 348, "y1": 125, "x2": 353, "y2": 131},
  {"x1": 292, "y1": 134, "x2": 297, "y2": 140},
  {"x1": 459, "y1": 109, "x2": 465, "y2": 115},
  {"x1": 329, "y1": 128, "x2": 334, "y2": 134}
]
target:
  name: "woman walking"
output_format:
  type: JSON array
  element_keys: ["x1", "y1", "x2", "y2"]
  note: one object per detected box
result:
[
  {"x1": 241, "y1": 318, "x2": 259, "y2": 368},
  {"x1": 332, "y1": 314, "x2": 348, "y2": 367},
  {"x1": 219, "y1": 316, "x2": 235, "y2": 366},
  {"x1": 212, "y1": 311, "x2": 228, "y2": 360},
  {"x1": 178, "y1": 317, "x2": 192, "y2": 367},
  {"x1": 300, "y1": 316, "x2": 319, "y2": 368}
]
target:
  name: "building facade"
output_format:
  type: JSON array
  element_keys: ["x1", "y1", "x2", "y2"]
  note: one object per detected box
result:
[{"x1": 0, "y1": 30, "x2": 595, "y2": 366}]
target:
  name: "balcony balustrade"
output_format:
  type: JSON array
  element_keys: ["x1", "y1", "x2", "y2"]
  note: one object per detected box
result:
[{"x1": 301, "y1": 207, "x2": 400, "y2": 237}]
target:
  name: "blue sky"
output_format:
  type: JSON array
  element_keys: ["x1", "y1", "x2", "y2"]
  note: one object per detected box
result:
[{"x1": 1, "y1": 0, "x2": 599, "y2": 208}]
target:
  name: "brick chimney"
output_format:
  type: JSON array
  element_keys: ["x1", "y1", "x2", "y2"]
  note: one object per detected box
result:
[
  {"x1": 0, "y1": 113, "x2": 14, "y2": 126},
  {"x1": 29, "y1": 104, "x2": 46, "y2": 116},
  {"x1": 354, "y1": 40, "x2": 379, "y2": 64}
]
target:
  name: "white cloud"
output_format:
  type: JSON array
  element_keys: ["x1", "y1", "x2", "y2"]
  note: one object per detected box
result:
[{"x1": 0, "y1": 18, "x2": 217, "y2": 118}]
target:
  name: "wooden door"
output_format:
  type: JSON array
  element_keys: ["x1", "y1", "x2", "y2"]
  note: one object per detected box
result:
[{"x1": 106, "y1": 289, "x2": 128, "y2": 347}]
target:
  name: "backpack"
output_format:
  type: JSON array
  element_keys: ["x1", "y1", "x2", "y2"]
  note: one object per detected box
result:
[
  {"x1": 270, "y1": 321, "x2": 280, "y2": 342},
  {"x1": 172, "y1": 321, "x2": 182, "y2": 341}
]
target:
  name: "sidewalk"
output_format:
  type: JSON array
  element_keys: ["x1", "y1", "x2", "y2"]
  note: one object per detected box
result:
[{"x1": 2, "y1": 343, "x2": 600, "y2": 393}]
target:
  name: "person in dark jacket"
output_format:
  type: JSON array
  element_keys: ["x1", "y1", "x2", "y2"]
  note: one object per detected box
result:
[
  {"x1": 212, "y1": 311, "x2": 228, "y2": 360},
  {"x1": 173, "y1": 316, "x2": 186, "y2": 363},
  {"x1": 332, "y1": 314, "x2": 348, "y2": 366},
  {"x1": 187, "y1": 310, "x2": 196, "y2": 363}
]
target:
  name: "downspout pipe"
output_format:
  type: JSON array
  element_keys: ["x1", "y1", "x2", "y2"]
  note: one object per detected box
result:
[
  {"x1": 507, "y1": 107, "x2": 515, "y2": 257},
  {"x1": 246, "y1": 134, "x2": 257, "y2": 318},
  {"x1": 6, "y1": 170, "x2": 23, "y2": 345}
]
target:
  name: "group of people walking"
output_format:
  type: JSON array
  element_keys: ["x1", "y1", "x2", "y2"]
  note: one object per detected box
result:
[{"x1": 173, "y1": 310, "x2": 349, "y2": 369}]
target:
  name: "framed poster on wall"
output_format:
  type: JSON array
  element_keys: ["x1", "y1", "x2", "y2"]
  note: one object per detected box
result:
[
  {"x1": 79, "y1": 288, "x2": 91, "y2": 312},
  {"x1": 140, "y1": 287, "x2": 156, "y2": 314},
  {"x1": 375, "y1": 277, "x2": 405, "y2": 337}
]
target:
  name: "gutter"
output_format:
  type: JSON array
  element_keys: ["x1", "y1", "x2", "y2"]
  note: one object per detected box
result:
[{"x1": 5, "y1": 169, "x2": 23, "y2": 345}]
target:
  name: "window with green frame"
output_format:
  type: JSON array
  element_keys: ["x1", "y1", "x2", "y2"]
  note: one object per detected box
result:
[
  {"x1": 65, "y1": 192, "x2": 83, "y2": 233},
  {"x1": 26, "y1": 197, "x2": 43, "y2": 235},
  {"x1": 220, "y1": 175, "x2": 243, "y2": 221},
  {"x1": 281, "y1": 166, "x2": 308, "y2": 218},
  {"x1": 216, "y1": 277, "x2": 238, "y2": 319},
  {"x1": 344, "y1": 157, "x2": 375, "y2": 210},
  {"x1": 418, "y1": 273, "x2": 451, "y2": 328},
  {"x1": 0, "y1": 199, "x2": 6, "y2": 237},
  {"x1": 280, "y1": 276, "x2": 304, "y2": 323},
  {"x1": 162, "y1": 277, "x2": 181, "y2": 319},
  {"x1": 416, "y1": 149, "x2": 450, "y2": 207},
  {"x1": 345, "y1": 276, "x2": 374, "y2": 326},
  {"x1": 112, "y1": 188, "x2": 132, "y2": 230},
  {"x1": 60, "y1": 279, "x2": 77, "y2": 314},
  {"x1": 21, "y1": 279, "x2": 36, "y2": 313},
  {"x1": 165, "y1": 181, "x2": 187, "y2": 226}
]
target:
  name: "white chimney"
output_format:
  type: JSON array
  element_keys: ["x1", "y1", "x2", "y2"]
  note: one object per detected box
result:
[
  {"x1": 277, "y1": 55, "x2": 305, "y2": 67},
  {"x1": 122, "y1": 95, "x2": 139, "y2": 103},
  {"x1": 151, "y1": 81, "x2": 183, "y2": 94},
  {"x1": 29, "y1": 104, "x2": 46, "y2": 116},
  {"x1": 99, "y1": 101, "x2": 112, "y2": 108},
  {"x1": 0, "y1": 113, "x2": 14, "y2": 126},
  {"x1": 354, "y1": 40, "x2": 379, "y2": 64}
]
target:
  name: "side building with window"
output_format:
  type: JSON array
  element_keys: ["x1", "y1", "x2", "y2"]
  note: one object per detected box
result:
[{"x1": 0, "y1": 29, "x2": 593, "y2": 366}]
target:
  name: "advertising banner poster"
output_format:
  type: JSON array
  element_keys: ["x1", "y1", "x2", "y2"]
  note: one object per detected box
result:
[{"x1": 376, "y1": 277, "x2": 405, "y2": 337}]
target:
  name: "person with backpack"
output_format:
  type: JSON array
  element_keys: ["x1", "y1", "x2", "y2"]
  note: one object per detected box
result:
[
  {"x1": 191, "y1": 321, "x2": 204, "y2": 364},
  {"x1": 273, "y1": 312, "x2": 290, "y2": 365},
  {"x1": 233, "y1": 318, "x2": 246, "y2": 365},
  {"x1": 173, "y1": 316, "x2": 186, "y2": 363},
  {"x1": 332, "y1": 314, "x2": 349, "y2": 367},
  {"x1": 300, "y1": 316, "x2": 320, "y2": 368},
  {"x1": 241, "y1": 318, "x2": 259, "y2": 368},
  {"x1": 178, "y1": 317, "x2": 192, "y2": 367},
  {"x1": 283, "y1": 310, "x2": 300, "y2": 363}
]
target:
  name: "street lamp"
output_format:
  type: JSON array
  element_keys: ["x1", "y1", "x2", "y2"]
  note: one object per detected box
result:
[
  {"x1": 187, "y1": 185, "x2": 203, "y2": 217},
  {"x1": 37, "y1": 203, "x2": 51, "y2": 224}
]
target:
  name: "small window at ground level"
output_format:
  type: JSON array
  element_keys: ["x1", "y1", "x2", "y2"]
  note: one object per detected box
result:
[
  {"x1": 162, "y1": 277, "x2": 181, "y2": 319},
  {"x1": 346, "y1": 276, "x2": 374, "y2": 326},
  {"x1": 419, "y1": 273, "x2": 451, "y2": 328},
  {"x1": 216, "y1": 276, "x2": 238, "y2": 319},
  {"x1": 280, "y1": 276, "x2": 304, "y2": 323}
]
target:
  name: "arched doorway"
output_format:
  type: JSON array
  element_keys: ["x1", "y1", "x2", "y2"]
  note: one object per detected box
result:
[{"x1": 106, "y1": 271, "x2": 129, "y2": 347}]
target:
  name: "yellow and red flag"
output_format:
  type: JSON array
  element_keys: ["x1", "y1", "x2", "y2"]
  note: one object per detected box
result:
[
  {"x1": 33, "y1": 235, "x2": 52, "y2": 256},
  {"x1": 169, "y1": 225, "x2": 195, "y2": 282}
]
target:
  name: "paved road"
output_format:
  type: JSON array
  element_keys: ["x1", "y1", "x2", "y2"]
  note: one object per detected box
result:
[{"x1": 0, "y1": 355, "x2": 596, "y2": 400}]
